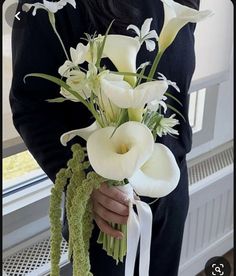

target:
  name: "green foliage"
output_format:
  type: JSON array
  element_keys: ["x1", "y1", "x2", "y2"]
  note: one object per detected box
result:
[
  {"x1": 49, "y1": 144, "x2": 104, "y2": 276},
  {"x1": 142, "y1": 110, "x2": 162, "y2": 140}
]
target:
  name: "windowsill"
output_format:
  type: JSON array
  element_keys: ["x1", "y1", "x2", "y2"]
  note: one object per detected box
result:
[{"x1": 3, "y1": 174, "x2": 53, "y2": 216}]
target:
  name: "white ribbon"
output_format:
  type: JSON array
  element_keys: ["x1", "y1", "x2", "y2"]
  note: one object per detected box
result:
[{"x1": 117, "y1": 184, "x2": 153, "y2": 276}]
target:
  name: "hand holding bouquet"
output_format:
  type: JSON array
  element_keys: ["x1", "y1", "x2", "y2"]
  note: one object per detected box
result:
[{"x1": 23, "y1": 1, "x2": 212, "y2": 275}]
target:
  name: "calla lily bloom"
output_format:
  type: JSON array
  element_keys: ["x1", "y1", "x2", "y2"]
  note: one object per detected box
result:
[
  {"x1": 159, "y1": 0, "x2": 213, "y2": 53},
  {"x1": 87, "y1": 122, "x2": 154, "y2": 180},
  {"x1": 101, "y1": 74, "x2": 168, "y2": 109},
  {"x1": 129, "y1": 143, "x2": 180, "y2": 197},
  {"x1": 60, "y1": 121, "x2": 100, "y2": 146},
  {"x1": 102, "y1": 35, "x2": 140, "y2": 86}
]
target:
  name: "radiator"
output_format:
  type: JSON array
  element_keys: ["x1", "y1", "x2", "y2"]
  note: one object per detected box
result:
[
  {"x1": 3, "y1": 144, "x2": 234, "y2": 276},
  {"x1": 179, "y1": 145, "x2": 233, "y2": 276}
]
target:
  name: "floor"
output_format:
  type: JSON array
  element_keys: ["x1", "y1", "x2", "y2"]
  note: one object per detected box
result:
[{"x1": 61, "y1": 249, "x2": 234, "y2": 276}]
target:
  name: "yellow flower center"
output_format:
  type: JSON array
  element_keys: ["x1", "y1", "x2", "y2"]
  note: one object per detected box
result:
[{"x1": 117, "y1": 143, "x2": 129, "y2": 154}]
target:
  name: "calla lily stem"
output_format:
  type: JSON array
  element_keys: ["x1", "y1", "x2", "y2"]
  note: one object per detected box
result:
[{"x1": 148, "y1": 51, "x2": 163, "y2": 80}]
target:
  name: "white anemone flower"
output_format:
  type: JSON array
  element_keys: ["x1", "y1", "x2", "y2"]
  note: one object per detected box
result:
[
  {"x1": 87, "y1": 122, "x2": 154, "y2": 180},
  {"x1": 60, "y1": 121, "x2": 100, "y2": 146},
  {"x1": 100, "y1": 74, "x2": 168, "y2": 109},
  {"x1": 127, "y1": 18, "x2": 158, "y2": 52},
  {"x1": 128, "y1": 143, "x2": 180, "y2": 197},
  {"x1": 159, "y1": 0, "x2": 213, "y2": 53},
  {"x1": 24, "y1": 0, "x2": 76, "y2": 15}
]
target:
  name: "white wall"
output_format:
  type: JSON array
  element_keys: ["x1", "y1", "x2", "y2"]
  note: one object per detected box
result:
[{"x1": 187, "y1": 55, "x2": 233, "y2": 160}]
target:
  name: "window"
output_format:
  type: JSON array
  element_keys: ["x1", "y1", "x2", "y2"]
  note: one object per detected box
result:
[
  {"x1": 3, "y1": 150, "x2": 41, "y2": 192},
  {"x1": 188, "y1": 89, "x2": 206, "y2": 133}
]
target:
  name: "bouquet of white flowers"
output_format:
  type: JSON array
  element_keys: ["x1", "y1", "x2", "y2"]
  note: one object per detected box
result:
[{"x1": 23, "y1": 1, "x2": 212, "y2": 275}]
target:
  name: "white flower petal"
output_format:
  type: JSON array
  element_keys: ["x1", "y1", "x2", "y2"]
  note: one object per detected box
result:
[
  {"x1": 66, "y1": 72, "x2": 91, "y2": 99},
  {"x1": 24, "y1": 0, "x2": 76, "y2": 15},
  {"x1": 101, "y1": 77, "x2": 168, "y2": 109},
  {"x1": 127, "y1": 24, "x2": 141, "y2": 37},
  {"x1": 65, "y1": 0, "x2": 76, "y2": 9},
  {"x1": 145, "y1": 39, "x2": 156, "y2": 52},
  {"x1": 60, "y1": 121, "x2": 100, "y2": 146},
  {"x1": 159, "y1": 101, "x2": 167, "y2": 113},
  {"x1": 60, "y1": 87, "x2": 79, "y2": 102},
  {"x1": 144, "y1": 30, "x2": 159, "y2": 40},
  {"x1": 69, "y1": 43, "x2": 88, "y2": 65},
  {"x1": 129, "y1": 143, "x2": 180, "y2": 197},
  {"x1": 141, "y1": 18, "x2": 153, "y2": 37},
  {"x1": 101, "y1": 77, "x2": 133, "y2": 108},
  {"x1": 23, "y1": 3, "x2": 45, "y2": 15},
  {"x1": 87, "y1": 122, "x2": 154, "y2": 180},
  {"x1": 58, "y1": 60, "x2": 74, "y2": 77},
  {"x1": 137, "y1": 61, "x2": 151, "y2": 71},
  {"x1": 132, "y1": 80, "x2": 169, "y2": 108},
  {"x1": 43, "y1": 0, "x2": 65, "y2": 13}
]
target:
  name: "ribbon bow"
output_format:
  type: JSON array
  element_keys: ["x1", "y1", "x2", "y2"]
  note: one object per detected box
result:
[{"x1": 118, "y1": 184, "x2": 153, "y2": 276}]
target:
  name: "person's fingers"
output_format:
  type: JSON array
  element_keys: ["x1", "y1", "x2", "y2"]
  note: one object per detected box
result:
[
  {"x1": 93, "y1": 201, "x2": 128, "y2": 225},
  {"x1": 93, "y1": 213, "x2": 124, "y2": 239},
  {"x1": 99, "y1": 183, "x2": 129, "y2": 205},
  {"x1": 92, "y1": 189, "x2": 129, "y2": 216}
]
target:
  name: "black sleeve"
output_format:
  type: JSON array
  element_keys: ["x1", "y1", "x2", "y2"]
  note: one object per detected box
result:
[
  {"x1": 10, "y1": 1, "x2": 92, "y2": 183},
  {"x1": 176, "y1": 0, "x2": 200, "y2": 10}
]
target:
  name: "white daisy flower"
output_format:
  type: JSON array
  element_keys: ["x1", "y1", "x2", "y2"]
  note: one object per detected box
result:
[{"x1": 156, "y1": 114, "x2": 179, "y2": 137}]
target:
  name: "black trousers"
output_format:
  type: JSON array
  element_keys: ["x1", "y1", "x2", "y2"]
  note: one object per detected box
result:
[{"x1": 63, "y1": 160, "x2": 189, "y2": 276}]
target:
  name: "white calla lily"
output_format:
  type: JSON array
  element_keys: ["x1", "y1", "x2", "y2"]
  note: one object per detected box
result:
[
  {"x1": 101, "y1": 74, "x2": 168, "y2": 109},
  {"x1": 102, "y1": 35, "x2": 140, "y2": 86},
  {"x1": 159, "y1": 0, "x2": 213, "y2": 53},
  {"x1": 129, "y1": 143, "x2": 180, "y2": 197},
  {"x1": 60, "y1": 121, "x2": 100, "y2": 146},
  {"x1": 24, "y1": 0, "x2": 76, "y2": 15},
  {"x1": 87, "y1": 122, "x2": 154, "y2": 180}
]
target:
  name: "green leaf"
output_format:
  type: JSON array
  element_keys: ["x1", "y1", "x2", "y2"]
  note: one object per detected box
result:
[
  {"x1": 165, "y1": 92, "x2": 183, "y2": 106},
  {"x1": 110, "y1": 109, "x2": 129, "y2": 138},
  {"x1": 166, "y1": 104, "x2": 186, "y2": 122},
  {"x1": 136, "y1": 64, "x2": 148, "y2": 86},
  {"x1": 24, "y1": 73, "x2": 88, "y2": 106},
  {"x1": 47, "y1": 97, "x2": 69, "y2": 103},
  {"x1": 96, "y1": 20, "x2": 115, "y2": 68},
  {"x1": 111, "y1": 71, "x2": 156, "y2": 82}
]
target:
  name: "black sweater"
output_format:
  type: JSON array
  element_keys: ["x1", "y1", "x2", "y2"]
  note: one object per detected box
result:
[{"x1": 10, "y1": 0, "x2": 199, "y2": 183}]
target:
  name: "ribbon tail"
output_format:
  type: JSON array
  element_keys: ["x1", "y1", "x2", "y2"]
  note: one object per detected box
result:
[
  {"x1": 125, "y1": 204, "x2": 140, "y2": 276},
  {"x1": 136, "y1": 200, "x2": 153, "y2": 276}
]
